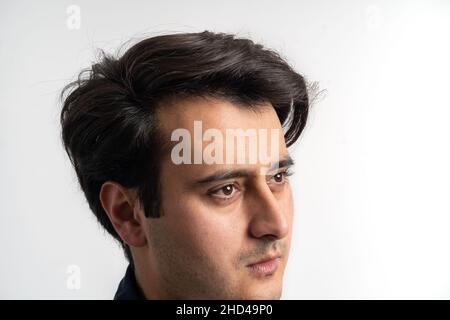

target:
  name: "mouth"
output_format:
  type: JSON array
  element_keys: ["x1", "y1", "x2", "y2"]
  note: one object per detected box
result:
[{"x1": 246, "y1": 254, "x2": 281, "y2": 277}]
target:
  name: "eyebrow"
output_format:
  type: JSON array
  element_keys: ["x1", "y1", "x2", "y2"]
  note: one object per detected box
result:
[{"x1": 194, "y1": 155, "x2": 294, "y2": 185}]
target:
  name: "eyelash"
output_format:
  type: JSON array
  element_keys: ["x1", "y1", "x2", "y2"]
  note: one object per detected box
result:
[{"x1": 208, "y1": 169, "x2": 294, "y2": 201}]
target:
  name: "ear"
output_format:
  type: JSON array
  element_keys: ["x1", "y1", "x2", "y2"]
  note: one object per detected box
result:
[{"x1": 99, "y1": 181, "x2": 147, "y2": 248}]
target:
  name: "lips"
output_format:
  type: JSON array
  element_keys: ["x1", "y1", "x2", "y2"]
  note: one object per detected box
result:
[{"x1": 246, "y1": 255, "x2": 281, "y2": 276}]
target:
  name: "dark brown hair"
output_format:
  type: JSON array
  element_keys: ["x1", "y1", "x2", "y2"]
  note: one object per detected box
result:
[{"x1": 60, "y1": 30, "x2": 311, "y2": 263}]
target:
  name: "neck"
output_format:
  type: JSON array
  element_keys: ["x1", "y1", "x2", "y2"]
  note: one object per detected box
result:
[{"x1": 132, "y1": 249, "x2": 167, "y2": 299}]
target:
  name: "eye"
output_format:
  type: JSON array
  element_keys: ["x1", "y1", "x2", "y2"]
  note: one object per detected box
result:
[
  {"x1": 273, "y1": 172, "x2": 284, "y2": 183},
  {"x1": 209, "y1": 184, "x2": 238, "y2": 200},
  {"x1": 269, "y1": 169, "x2": 294, "y2": 185}
]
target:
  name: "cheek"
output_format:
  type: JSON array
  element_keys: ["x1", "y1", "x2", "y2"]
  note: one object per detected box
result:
[
  {"x1": 283, "y1": 184, "x2": 294, "y2": 238},
  {"x1": 288, "y1": 185, "x2": 294, "y2": 219},
  {"x1": 161, "y1": 193, "x2": 241, "y2": 265}
]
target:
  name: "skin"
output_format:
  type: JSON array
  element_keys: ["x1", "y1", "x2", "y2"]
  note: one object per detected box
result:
[{"x1": 100, "y1": 96, "x2": 295, "y2": 299}]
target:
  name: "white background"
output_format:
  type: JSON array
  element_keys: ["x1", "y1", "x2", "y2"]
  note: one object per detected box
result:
[{"x1": 1, "y1": 0, "x2": 449, "y2": 299}]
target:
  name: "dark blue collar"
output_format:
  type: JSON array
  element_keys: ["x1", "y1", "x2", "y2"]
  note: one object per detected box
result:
[{"x1": 114, "y1": 264, "x2": 146, "y2": 300}]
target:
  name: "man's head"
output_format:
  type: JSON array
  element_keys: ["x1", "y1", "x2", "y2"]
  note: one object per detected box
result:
[{"x1": 60, "y1": 30, "x2": 310, "y2": 299}]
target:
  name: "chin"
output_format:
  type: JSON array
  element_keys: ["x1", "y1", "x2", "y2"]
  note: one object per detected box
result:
[{"x1": 239, "y1": 287, "x2": 282, "y2": 300}]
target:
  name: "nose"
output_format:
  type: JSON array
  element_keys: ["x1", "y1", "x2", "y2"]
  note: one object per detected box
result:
[{"x1": 247, "y1": 180, "x2": 290, "y2": 240}]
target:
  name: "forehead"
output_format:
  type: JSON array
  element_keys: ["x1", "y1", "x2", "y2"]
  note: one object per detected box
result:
[
  {"x1": 156, "y1": 96, "x2": 290, "y2": 179},
  {"x1": 157, "y1": 96, "x2": 283, "y2": 134}
]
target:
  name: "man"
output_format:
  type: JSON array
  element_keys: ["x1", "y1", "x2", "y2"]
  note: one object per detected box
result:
[{"x1": 60, "y1": 30, "x2": 310, "y2": 299}]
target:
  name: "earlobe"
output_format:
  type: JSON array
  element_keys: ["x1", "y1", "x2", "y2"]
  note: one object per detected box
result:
[{"x1": 99, "y1": 181, "x2": 147, "y2": 248}]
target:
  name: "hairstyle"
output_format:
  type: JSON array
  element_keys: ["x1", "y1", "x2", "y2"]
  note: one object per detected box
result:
[{"x1": 60, "y1": 30, "x2": 311, "y2": 264}]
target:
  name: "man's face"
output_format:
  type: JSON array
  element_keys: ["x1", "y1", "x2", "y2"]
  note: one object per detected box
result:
[{"x1": 141, "y1": 97, "x2": 294, "y2": 299}]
